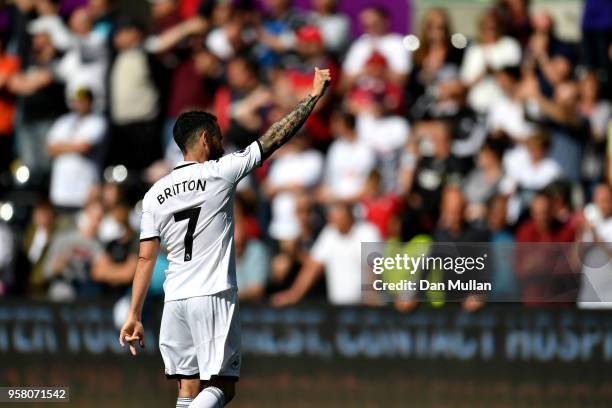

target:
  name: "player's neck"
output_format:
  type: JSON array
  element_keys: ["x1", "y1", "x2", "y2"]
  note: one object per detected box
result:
[{"x1": 183, "y1": 151, "x2": 208, "y2": 163}]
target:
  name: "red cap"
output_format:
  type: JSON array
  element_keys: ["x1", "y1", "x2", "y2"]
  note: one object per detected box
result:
[
  {"x1": 297, "y1": 25, "x2": 323, "y2": 44},
  {"x1": 366, "y1": 51, "x2": 388, "y2": 67}
]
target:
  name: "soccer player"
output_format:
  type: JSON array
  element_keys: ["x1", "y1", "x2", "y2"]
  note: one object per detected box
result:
[{"x1": 119, "y1": 67, "x2": 331, "y2": 407}]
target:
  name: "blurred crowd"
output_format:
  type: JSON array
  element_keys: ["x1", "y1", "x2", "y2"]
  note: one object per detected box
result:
[{"x1": 0, "y1": 0, "x2": 611, "y2": 311}]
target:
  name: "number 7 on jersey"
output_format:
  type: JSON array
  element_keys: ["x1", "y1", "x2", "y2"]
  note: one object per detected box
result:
[{"x1": 173, "y1": 207, "x2": 201, "y2": 261}]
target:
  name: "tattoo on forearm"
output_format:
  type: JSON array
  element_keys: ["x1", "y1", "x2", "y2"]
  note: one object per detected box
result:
[{"x1": 259, "y1": 94, "x2": 321, "y2": 160}]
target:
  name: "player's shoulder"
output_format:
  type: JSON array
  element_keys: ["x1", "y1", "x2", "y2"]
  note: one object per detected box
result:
[
  {"x1": 215, "y1": 144, "x2": 257, "y2": 166},
  {"x1": 204, "y1": 144, "x2": 257, "y2": 173}
]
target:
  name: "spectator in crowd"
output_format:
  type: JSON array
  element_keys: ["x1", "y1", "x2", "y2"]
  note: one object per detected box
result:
[
  {"x1": 266, "y1": 192, "x2": 326, "y2": 299},
  {"x1": 515, "y1": 190, "x2": 575, "y2": 243},
  {"x1": 434, "y1": 185, "x2": 489, "y2": 243},
  {"x1": 579, "y1": 71, "x2": 610, "y2": 143},
  {"x1": 235, "y1": 206, "x2": 270, "y2": 302},
  {"x1": 429, "y1": 186, "x2": 489, "y2": 311},
  {"x1": 487, "y1": 195, "x2": 519, "y2": 301},
  {"x1": 0, "y1": 221, "x2": 15, "y2": 296},
  {"x1": 144, "y1": 9, "x2": 208, "y2": 56},
  {"x1": 523, "y1": 11, "x2": 574, "y2": 98},
  {"x1": 21, "y1": 200, "x2": 56, "y2": 298},
  {"x1": 348, "y1": 51, "x2": 405, "y2": 119},
  {"x1": 460, "y1": 9, "x2": 522, "y2": 112},
  {"x1": 545, "y1": 180, "x2": 576, "y2": 229},
  {"x1": 413, "y1": 78, "x2": 487, "y2": 160},
  {"x1": 56, "y1": 6, "x2": 108, "y2": 109},
  {"x1": 515, "y1": 190, "x2": 577, "y2": 303},
  {"x1": 463, "y1": 139, "x2": 504, "y2": 223},
  {"x1": 347, "y1": 52, "x2": 409, "y2": 192},
  {"x1": 407, "y1": 8, "x2": 463, "y2": 107},
  {"x1": 98, "y1": 180, "x2": 124, "y2": 215},
  {"x1": 0, "y1": 36, "x2": 19, "y2": 172},
  {"x1": 578, "y1": 184, "x2": 612, "y2": 308},
  {"x1": 318, "y1": 110, "x2": 375, "y2": 204},
  {"x1": 9, "y1": 23, "x2": 67, "y2": 180},
  {"x1": 43, "y1": 199, "x2": 104, "y2": 301},
  {"x1": 360, "y1": 170, "x2": 402, "y2": 238},
  {"x1": 214, "y1": 56, "x2": 271, "y2": 150},
  {"x1": 108, "y1": 18, "x2": 161, "y2": 170},
  {"x1": 282, "y1": 24, "x2": 336, "y2": 148},
  {"x1": 205, "y1": 4, "x2": 254, "y2": 61},
  {"x1": 46, "y1": 87, "x2": 106, "y2": 210},
  {"x1": 91, "y1": 201, "x2": 137, "y2": 297},
  {"x1": 578, "y1": 72, "x2": 610, "y2": 188},
  {"x1": 309, "y1": 0, "x2": 350, "y2": 55},
  {"x1": 488, "y1": 65, "x2": 534, "y2": 141},
  {"x1": 272, "y1": 201, "x2": 381, "y2": 306},
  {"x1": 7, "y1": 0, "x2": 36, "y2": 65},
  {"x1": 293, "y1": 192, "x2": 324, "y2": 249},
  {"x1": 342, "y1": 6, "x2": 411, "y2": 88},
  {"x1": 521, "y1": 76, "x2": 585, "y2": 182},
  {"x1": 399, "y1": 119, "x2": 470, "y2": 223},
  {"x1": 502, "y1": 131, "x2": 562, "y2": 219},
  {"x1": 384, "y1": 214, "x2": 433, "y2": 312},
  {"x1": 264, "y1": 132, "x2": 323, "y2": 241},
  {"x1": 29, "y1": 0, "x2": 73, "y2": 52},
  {"x1": 256, "y1": 0, "x2": 306, "y2": 66},
  {"x1": 163, "y1": 44, "x2": 220, "y2": 158}
]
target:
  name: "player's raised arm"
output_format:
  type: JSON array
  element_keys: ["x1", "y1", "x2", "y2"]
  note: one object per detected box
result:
[{"x1": 258, "y1": 67, "x2": 331, "y2": 160}]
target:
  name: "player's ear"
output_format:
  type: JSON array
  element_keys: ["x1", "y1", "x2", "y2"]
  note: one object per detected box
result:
[{"x1": 200, "y1": 130, "x2": 209, "y2": 149}]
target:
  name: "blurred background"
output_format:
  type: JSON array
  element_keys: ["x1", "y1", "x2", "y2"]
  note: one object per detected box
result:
[{"x1": 0, "y1": 0, "x2": 611, "y2": 406}]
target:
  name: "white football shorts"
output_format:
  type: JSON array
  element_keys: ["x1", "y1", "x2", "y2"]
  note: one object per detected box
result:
[{"x1": 159, "y1": 289, "x2": 241, "y2": 381}]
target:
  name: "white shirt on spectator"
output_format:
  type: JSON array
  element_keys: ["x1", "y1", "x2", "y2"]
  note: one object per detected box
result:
[
  {"x1": 324, "y1": 137, "x2": 375, "y2": 200},
  {"x1": 502, "y1": 146, "x2": 562, "y2": 192},
  {"x1": 57, "y1": 33, "x2": 108, "y2": 111},
  {"x1": 267, "y1": 149, "x2": 323, "y2": 240},
  {"x1": 311, "y1": 222, "x2": 381, "y2": 305},
  {"x1": 487, "y1": 95, "x2": 535, "y2": 141},
  {"x1": 110, "y1": 48, "x2": 159, "y2": 124},
  {"x1": 311, "y1": 12, "x2": 350, "y2": 54},
  {"x1": 206, "y1": 27, "x2": 235, "y2": 60},
  {"x1": 47, "y1": 113, "x2": 106, "y2": 207},
  {"x1": 343, "y1": 33, "x2": 411, "y2": 76},
  {"x1": 28, "y1": 15, "x2": 73, "y2": 51},
  {"x1": 356, "y1": 112, "x2": 409, "y2": 153},
  {"x1": 460, "y1": 36, "x2": 521, "y2": 112}
]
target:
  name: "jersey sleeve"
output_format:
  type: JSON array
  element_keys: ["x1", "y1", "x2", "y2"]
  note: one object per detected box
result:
[
  {"x1": 216, "y1": 140, "x2": 263, "y2": 184},
  {"x1": 140, "y1": 194, "x2": 160, "y2": 241}
]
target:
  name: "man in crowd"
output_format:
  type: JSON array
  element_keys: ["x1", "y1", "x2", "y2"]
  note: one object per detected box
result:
[
  {"x1": 272, "y1": 201, "x2": 381, "y2": 306},
  {"x1": 46, "y1": 87, "x2": 106, "y2": 210}
]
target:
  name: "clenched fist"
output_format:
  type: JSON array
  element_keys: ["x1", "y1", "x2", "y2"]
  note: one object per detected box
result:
[{"x1": 310, "y1": 67, "x2": 332, "y2": 98}]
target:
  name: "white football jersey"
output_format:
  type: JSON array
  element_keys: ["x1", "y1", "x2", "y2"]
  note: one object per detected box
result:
[{"x1": 140, "y1": 141, "x2": 263, "y2": 301}]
